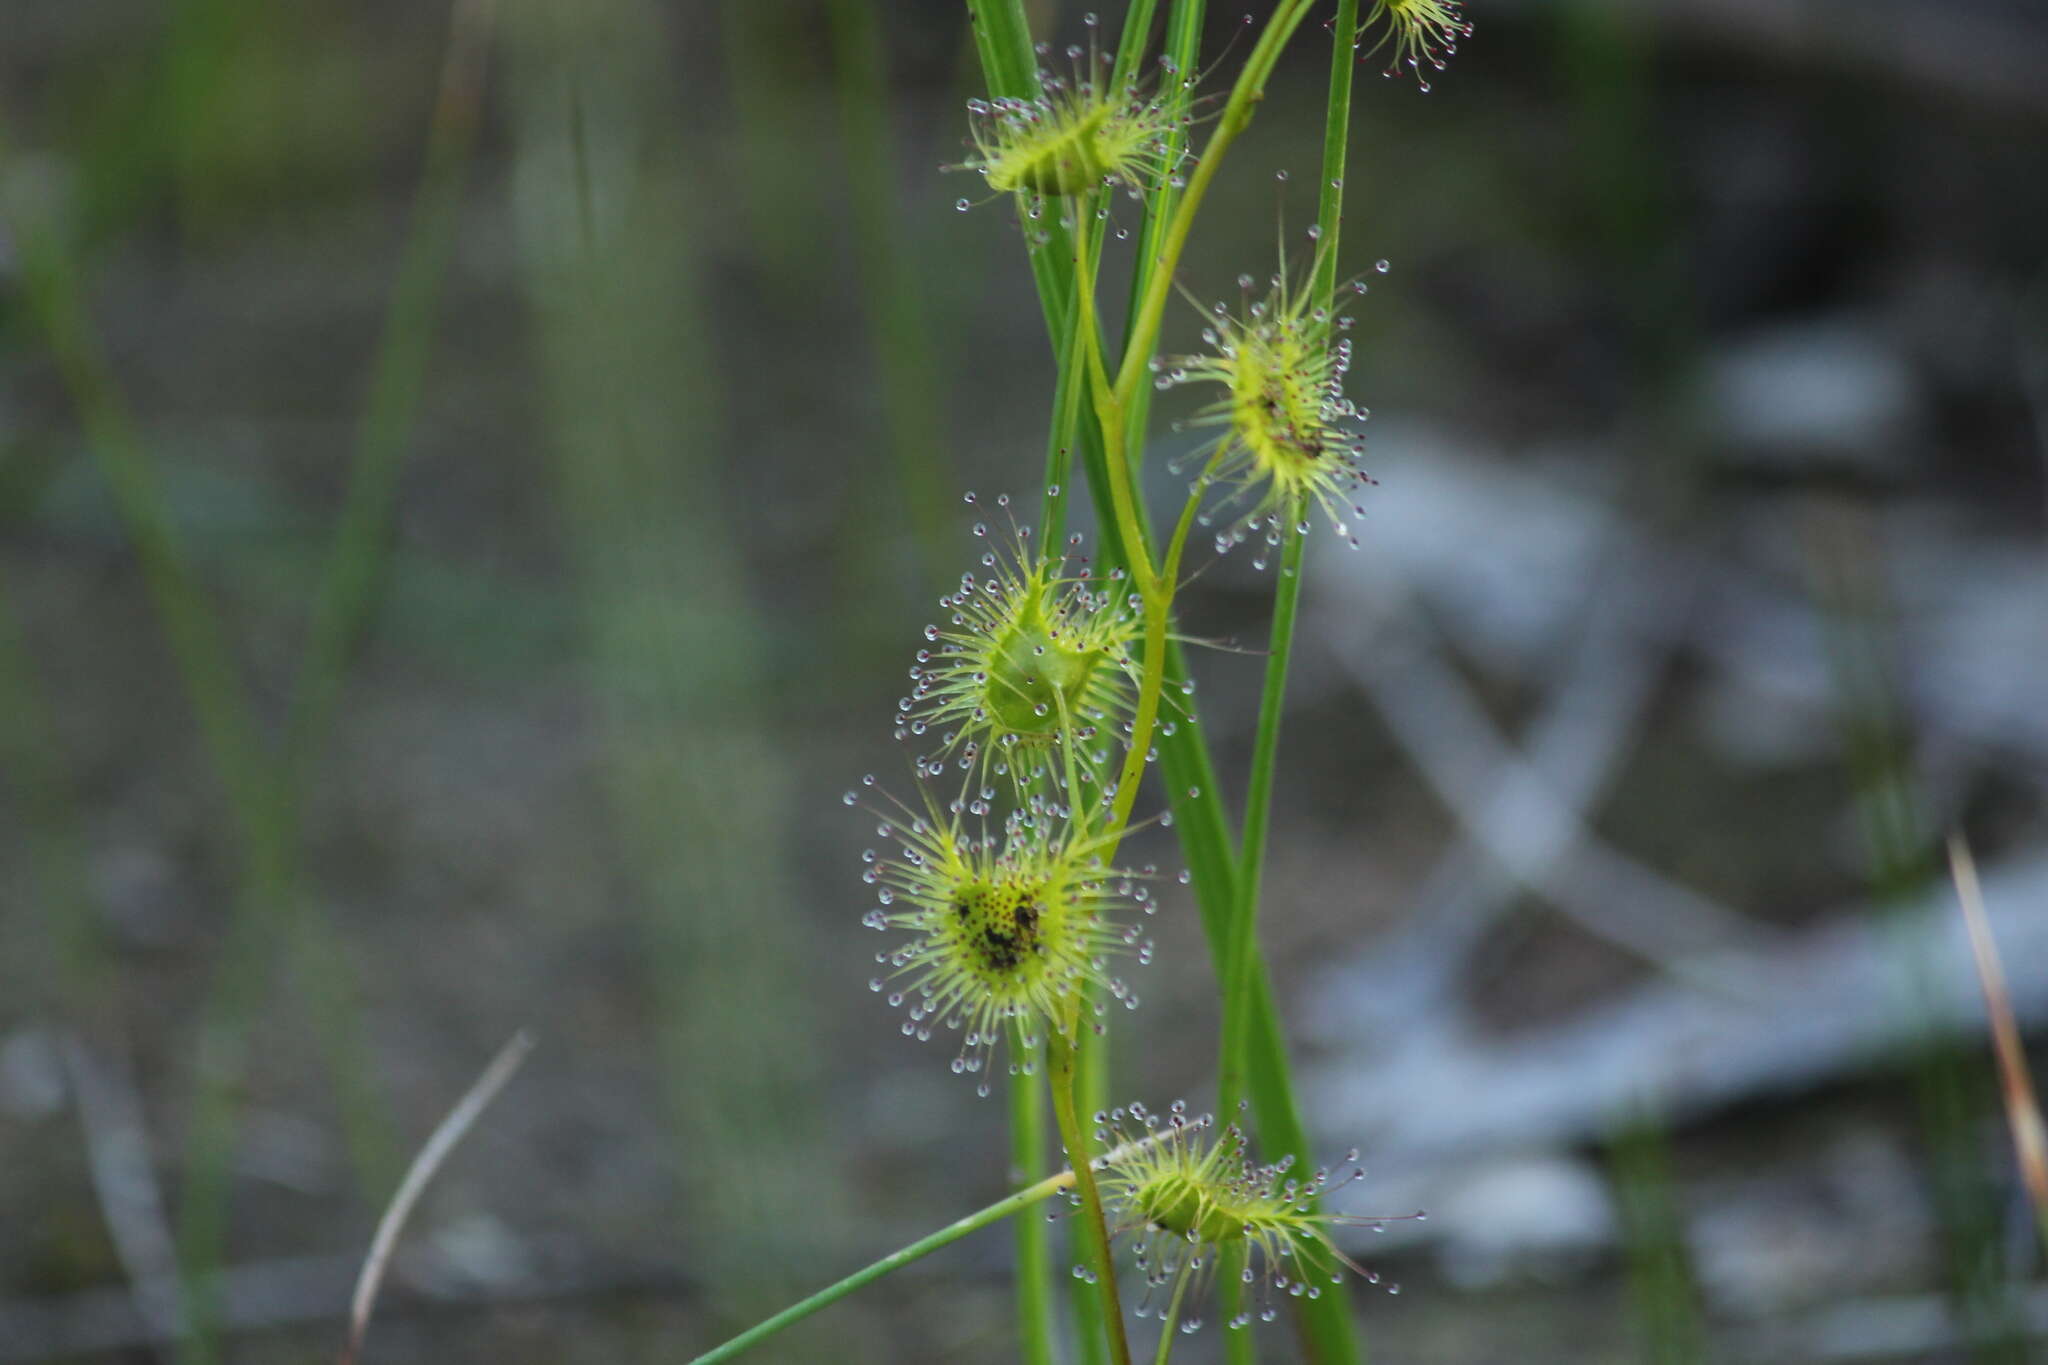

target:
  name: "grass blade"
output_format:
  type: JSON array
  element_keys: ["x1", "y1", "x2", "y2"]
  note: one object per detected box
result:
[
  {"x1": 340, "y1": 1031, "x2": 533, "y2": 1365},
  {"x1": 1949, "y1": 836, "x2": 2048, "y2": 1251}
]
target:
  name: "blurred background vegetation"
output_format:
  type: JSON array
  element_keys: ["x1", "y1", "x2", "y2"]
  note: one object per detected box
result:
[{"x1": 1, "y1": 1, "x2": 2045, "y2": 1362}]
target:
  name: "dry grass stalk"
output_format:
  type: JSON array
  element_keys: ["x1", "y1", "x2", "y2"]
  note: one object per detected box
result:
[
  {"x1": 338, "y1": 1031, "x2": 533, "y2": 1365},
  {"x1": 1948, "y1": 836, "x2": 2048, "y2": 1242}
]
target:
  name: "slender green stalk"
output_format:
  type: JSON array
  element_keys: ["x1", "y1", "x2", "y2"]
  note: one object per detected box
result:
[
  {"x1": 1011, "y1": 1050, "x2": 1059, "y2": 1365},
  {"x1": 1075, "y1": 0, "x2": 1325, "y2": 842},
  {"x1": 1050, "y1": 1032, "x2": 1135, "y2": 1365},
  {"x1": 1111, "y1": 0, "x2": 1161, "y2": 91},
  {"x1": 1218, "y1": 525, "x2": 1306, "y2": 1114},
  {"x1": 1067, "y1": 214, "x2": 1212, "y2": 843},
  {"x1": 1070, "y1": 1026, "x2": 1112, "y2": 1365},
  {"x1": 1109, "y1": 0, "x2": 1321, "y2": 411},
  {"x1": 687, "y1": 1166, "x2": 1080, "y2": 1365},
  {"x1": 1214, "y1": 526, "x2": 1306, "y2": 1365},
  {"x1": 1223, "y1": 1241, "x2": 1259, "y2": 1365},
  {"x1": 1058, "y1": 650, "x2": 1108, "y2": 1365},
  {"x1": 1220, "y1": 7, "x2": 1364, "y2": 1362},
  {"x1": 1117, "y1": 0, "x2": 1205, "y2": 454},
  {"x1": 1312, "y1": 0, "x2": 1362, "y2": 306},
  {"x1": 965, "y1": 0, "x2": 1042, "y2": 99},
  {"x1": 685, "y1": 1122, "x2": 1177, "y2": 1364},
  {"x1": 1041, "y1": 285, "x2": 1088, "y2": 548},
  {"x1": 1151, "y1": 1266, "x2": 1194, "y2": 1365},
  {"x1": 1043, "y1": 252, "x2": 1099, "y2": 1365},
  {"x1": 1103, "y1": 475, "x2": 1210, "y2": 842},
  {"x1": 1042, "y1": 187, "x2": 1105, "y2": 551}
]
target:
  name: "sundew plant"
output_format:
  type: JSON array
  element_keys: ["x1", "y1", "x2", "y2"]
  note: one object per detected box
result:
[{"x1": 690, "y1": 2, "x2": 1465, "y2": 1363}]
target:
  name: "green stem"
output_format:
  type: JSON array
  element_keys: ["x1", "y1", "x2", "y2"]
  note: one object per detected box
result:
[
  {"x1": 1222, "y1": 0, "x2": 1358, "y2": 1130},
  {"x1": 1111, "y1": 0, "x2": 1161, "y2": 92},
  {"x1": 1223, "y1": 9, "x2": 1365, "y2": 1361},
  {"x1": 1103, "y1": 473, "x2": 1211, "y2": 844},
  {"x1": 1045, "y1": 185, "x2": 1106, "y2": 558},
  {"x1": 1041, "y1": 273, "x2": 1088, "y2": 548},
  {"x1": 1110, "y1": 0, "x2": 1321, "y2": 412},
  {"x1": 1011, "y1": 1050, "x2": 1059, "y2": 1365},
  {"x1": 1054, "y1": 694, "x2": 1109, "y2": 1363},
  {"x1": 964, "y1": 0, "x2": 1042, "y2": 101},
  {"x1": 1068, "y1": 1021, "x2": 1111, "y2": 1365},
  {"x1": 1312, "y1": 0, "x2": 1362, "y2": 309},
  {"x1": 1078, "y1": 0, "x2": 1322, "y2": 847},
  {"x1": 684, "y1": 1123, "x2": 1173, "y2": 1365},
  {"x1": 1218, "y1": 525, "x2": 1306, "y2": 1114},
  {"x1": 1063, "y1": 213, "x2": 1176, "y2": 850},
  {"x1": 1151, "y1": 1265, "x2": 1194, "y2": 1365},
  {"x1": 1050, "y1": 1032, "x2": 1135, "y2": 1365},
  {"x1": 1073, "y1": 890, "x2": 1115, "y2": 1359},
  {"x1": 1117, "y1": 0, "x2": 1205, "y2": 456},
  {"x1": 687, "y1": 1167, "x2": 1078, "y2": 1365},
  {"x1": 1222, "y1": 1242, "x2": 1258, "y2": 1365}
]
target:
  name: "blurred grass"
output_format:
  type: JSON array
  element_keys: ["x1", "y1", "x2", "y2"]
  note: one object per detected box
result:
[
  {"x1": 825, "y1": 0, "x2": 956, "y2": 578},
  {"x1": 501, "y1": 0, "x2": 843, "y2": 1346},
  {"x1": 1810, "y1": 503, "x2": 2030, "y2": 1362},
  {"x1": 1610, "y1": 1113, "x2": 1707, "y2": 1365},
  {"x1": 0, "y1": 1, "x2": 490, "y2": 1355},
  {"x1": 162, "y1": 1, "x2": 373, "y2": 245},
  {"x1": 2, "y1": 91, "x2": 331, "y2": 1362},
  {"x1": 719, "y1": 0, "x2": 830, "y2": 304},
  {"x1": 0, "y1": 566, "x2": 106, "y2": 1016}
]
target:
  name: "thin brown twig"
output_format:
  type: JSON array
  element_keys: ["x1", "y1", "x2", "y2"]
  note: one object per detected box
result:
[
  {"x1": 1948, "y1": 835, "x2": 2048, "y2": 1247},
  {"x1": 339, "y1": 1030, "x2": 533, "y2": 1365}
]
